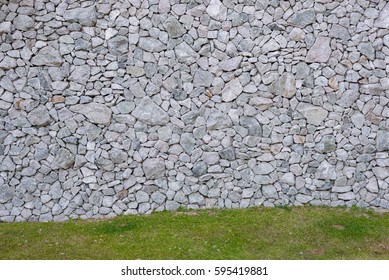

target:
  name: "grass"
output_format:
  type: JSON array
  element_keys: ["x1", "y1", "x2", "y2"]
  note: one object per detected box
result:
[{"x1": 0, "y1": 206, "x2": 389, "y2": 259}]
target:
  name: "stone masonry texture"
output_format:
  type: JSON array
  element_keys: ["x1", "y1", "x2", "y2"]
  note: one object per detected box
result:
[{"x1": 1, "y1": 0, "x2": 389, "y2": 222}]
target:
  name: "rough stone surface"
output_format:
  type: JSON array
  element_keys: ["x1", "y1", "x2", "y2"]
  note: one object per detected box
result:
[{"x1": 0, "y1": 0, "x2": 388, "y2": 222}]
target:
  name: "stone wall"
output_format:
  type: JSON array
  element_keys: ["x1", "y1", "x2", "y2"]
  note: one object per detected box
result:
[{"x1": 1, "y1": 0, "x2": 389, "y2": 222}]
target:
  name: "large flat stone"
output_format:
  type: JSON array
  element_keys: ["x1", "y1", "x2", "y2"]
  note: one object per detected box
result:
[
  {"x1": 31, "y1": 46, "x2": 63, "y2": 66},
  {"x1": 375, "y1": 3, "x2": 389, "y2": 28},
  {"x1": 132, "y1": 96, "x2": 169, "y2": 125},
  {"x1": 70, "y1": 103, "x2": 112, "y2": 125},
  {"x1": 63, "y1": 6, "x2": 97, "y2": 26}
]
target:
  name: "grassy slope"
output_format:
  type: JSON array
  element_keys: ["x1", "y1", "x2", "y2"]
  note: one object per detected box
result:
[{"x1": 0, "y1": 206, "x2": 388, "y2": 259}]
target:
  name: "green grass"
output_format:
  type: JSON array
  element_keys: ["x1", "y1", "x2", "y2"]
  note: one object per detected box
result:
[{"x1": 0, "y1": 206, "x2": 389, "y2": 259}]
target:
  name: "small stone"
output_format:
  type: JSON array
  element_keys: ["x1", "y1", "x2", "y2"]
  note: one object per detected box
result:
[
  {"x1": 28, "y1": 105, "x2": 51, "y2": 127},
  {"x1": 63, "y1": 6, "x2": 97, "y2": 26},
  {"x1": 296, "y1": 194, "x2": 313, "y2": 204},
  {"x1": 219, "y1": 147, "x2": 236, "y2": 160},
  {"x1": 163, "y1": 17, "x2": 186, "y2": 39},
  {"x1": 351, "y1": 112, "x2": 365, "y2": 129},
  {"x1": 109, "y1": 148, "x2": 128, "y2": 164},
  {"x1": 254, "y1": 163, "x2": 274, "y2": 175},
  {"x1": 221, "y1": 78, "x2": 243, "y2": 102},
  {"x1": 51, "y1": 96, "x2": 65, "y2": 104},
  {"x1": 193, "y1": 70, "x2": 213, "y2": 87},
  {"x1": 316, "y1": 135, "x2": 336, "y2": 153},
  {"x1": 218, "y1": 57, "x2": 242, "y2": 71},
  {"x1": 108, "y1": 36, "x2": 129, "y2": 55},
  {"x1": 13, "y1": 15, "x2": 34, "y2": 31},
  {"x1": 375, "y1": 3, "x2": 389, "y2": 28},
  {"x1": 0, "y1": 56, "x2": 17, "y2": 70},
  {"x1": 272, "y1": 73, "x2": 296, "y2": 98},
  {"x1": 132, "y1": 97, "x2": 169, "y2": 125},
  {"x1": 262, "y1": 38, "x2": 280, "y2": 53},
  {"x1": 127, "y1": 66, "x2": 145, "y2": 77},
  {"x1": 53, "y1": 148, "x2": 75, "y2": 169},
  {"x1": 69, "y1": 65, "x2": 90, "y2": 85},
  {"x1": 316, "y1": 160, "x2": 336, "y2": 180},
  {"x1": 202, "y1": 152, "x2": 219, "y2": 165},
  {"x1": 143, "y1": 158, "x2": 165, "y2": 179},
  {"x1": 207, "y1": 108, "x2": 232, "y2": 130},
  {"x1": 329, "y1": 77, "x2": 338, "y2": 90},
  {"x1": 193, "y1": 161, "x2": 207, "y2": 177},
  {"x1": 180, "y1": 133, "x2": 196, "y2": 155},
  {"x1": 139, "y1": 37, "x2": 166, "y2": 52},
  {"x1": 175, "y1": 42, "x2": 199, "y2": 65},
  {"x1": 288, "y1": 9, "x2": 315, "y2": 28},
  {"x1": 296, "y1": 102, "x2": 328, "y2": 126},
  {"x1": 376, "y1": 130, "x2": 389, "y2": 152},
  {"x1": 366, "y1": 178, "x2": 378, "y2": 193},
  {"x1": 206, "y1": 0, "x2": 227, "y2": 21},
  {"x1": 70, "y1": 103, "x2": 111, "y2": 125},
  {"x1": 0, "y1": 22, "x2": 11, "y2": 34},
  {"x1": 262, "y1": 185, "x2": 278, "y2": 199},
  {"x1": 329, "y1": 24, "x2": 351, "y2": 41},
  {"x1": 358, "y1": 42, "x2": 375, "y2": 60},
  {"x1": 281, "y1": 173, "x2": 295, "y2": 185},
  {"x1": 372, "y1": 167, "x2": 389, "y2": 180},
  {"x1": 31, "y1": 46, "x2": 63, "y2": 66},
  {"x1": 305, "y1": 37, "x2": 331, "y2": 63}
]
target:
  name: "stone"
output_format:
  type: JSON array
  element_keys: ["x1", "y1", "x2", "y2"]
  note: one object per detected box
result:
[
  {"x1": 69, "y1": 65, "x2": 90, "y2": 85},
  {"x1": 0, "y1": 185, "x2": 13, "y2": 203},
  {"x1": 295, "y1": 63, "x2": 310, "y2": 79},
  {"x1": 296, "y1": 102, "x2": 328, "y2": 126},
  {"x1": 31, "y1": 46, "x2": 63, "y2": 66},
  {"x1": 143, "y1": 158, "x2": 165, "y2": 179},
  {"x1": 376, "y1": 130, "x2": 389, "y2": 152},
  {"x1": 180, "y1": 133, "x2": 196, "y2": 155},
  {"x1": 351, "y1": 112, "x2": 365, "y2": 129},
  {"x1": 372, "y1": 167, "x2": 389, "y2": 180},
  {"x1": 219, "y1": 147, "x2": 236, "y2": 160},
  {"x1": 202, "y1": 152, "x2": 219, "y2": 165},
  {"x1": 316, "y1": 135, "x2": 336, "y2": 153},
  {"x1": 288, "y1": 9, "x2": 315, "y2": 28},
  {"x1": 13, "y1": 15, "x2": 34, "y2": 31},
  {"x1": 175, "y1": 42, "x2": 199, "y2": 65},
  {"x1": 127, "y1": 66, "x2": 145, "y2": 77},
  {"x1": 166, "y1": 201, "x2": 180, "y2": 211},
  {"x1": 329, "y1": 24, "x2": 351, "y2": 41},
  {"x1": 132, "y1": 97, "x2": 169, "y2": 126},
  {"x1": 282, "y1": 173, "x2": 295, "y2": 185},
  {"x1": 51, "y1": 96, "x2": 65, "y2": 104},
  {"x1": 375, "y1": 3, "x2": 389, "y2": 28},
  {"x1": 109, "y1": 148, "x2": 128, "y2": 164},
  {"x1": 207, "y1": 109, "x2": 232, "y2": 130},
  {"x1": 218, "y1": 57, "x2": 242, "y2": 71},
  {"x1": 193, "y1": 70, "x2": 213, "y2": 87},
  {"x1": 53, "y1": 148, "x2": 75, "y2": 169},
  {"x1": 221, "y1": 78, "x2": 243, "y2": 102},
  {"x1": 138, "y1": 37, "x2": 166, "y2": 52},
  {"x1": 27, "y1": 105, "x2": 51, "y2": 127},
  {"x1": 316, "y1": 160, "x2": 336, "y2": 180},
  {"x1": 136, "y1": 191, "x2": 149, "y2": 203},
  {"x1": 163, "y1": 17, "x2": 186, "y2": 38},
  {"x1": 272, "y1": 73, "x2": 296, "y2": 98},
  {"x1": 0, "y1": 57, "x2": 17, "y2": 69},
  {"x1": 0, "y1": 22, "x2": 11, "y2": 34},
  {"x1": 193, "y1": 161, "x2": 207, "y2": 177},
  {"x1": 206, "y1": 0, "x2": 227, "y2": 21},
  {"x1": 296, "y1": 194, "x2": 313, "y2": 204},
  {"x1": 262, "y1": 185, "x2": 278, "y2": 199},
  {"x1": 305, "y1": 37, "x2": 331, "y2": 63},
  {"x1": 262, "y1": 38, "x2": 280, "y2": 53},
  {"x1": 70, "y1": 103, "x2": 112, "y2": 125},
  {"x1": 254, "y1": 163, "x2": 274, "y2": 175},
  {"x1": 63, "y1": 6, "x2": 97, "y2": 26},
  {"x1": 108, "y1": 36, "x2": 129, "y2": 55},
  {"x1": 358, "y1": 42, "x2": 375, "y2": 60},
  {"x1": 366, "y1": 178, "x2": 378, "y2": 193}
]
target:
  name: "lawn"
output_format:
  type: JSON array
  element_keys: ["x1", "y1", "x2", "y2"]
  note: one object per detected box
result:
[{"x1": 0, "y1": 206, "x2": 388, "y2": 259}]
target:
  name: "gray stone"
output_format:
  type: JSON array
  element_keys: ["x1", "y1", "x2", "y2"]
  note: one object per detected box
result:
[
  {"x1": 316, "y1": 160, "x2": 336, "y2": 180},
  {"x1": 262, "y1": 185, "x2": 278, "y2": 199},
  {"x1": 296, "y1": 102, "x2": 328, "y2": 126},
  {"x1": 0, "y1": 22, "x2": 11, "y2": 34},
  {"x1": 254, "y1": 163, "x2": 274, "y2": 175},
  {"x1": 53, "y1": 148, "x2": 75, "y2": 169},
  {"x1": 166, "y1": 201, "x2": 180, "y2": 211},
  {"x1": 70, "y1": 103, "x2": 112, "y2": 125},
  {"x1": 219, "y1": 147, "x2": 236, "y2": 160},
  {"x1": 296, "y1": 194, "x2": 313, "y2": 204},
  {"x1": 372, "y1": 167, "x2": 389, "y2": 180},
  {"x1": 295, "y1": 63, "x2": 310, "y2": 79},
  {"x1": 31, "y1": 46, "x2": 63, "y2": 66},
  {"x1": 305, "y1": 37, "x2": 331, "y2": 63},
  {"x1": 375, "y1": 3, "x2": 389, "y2": 28},
  {"x1": 143, "y1": 158, "x2": 165, "y2": 179},
  {"x1": 63, "y1": 6, "x2": 97, "y2": 26},
  {"x1": 316, "y1": 135, "x2": 336, "y2": 153},
  {"x1": 127, "y1": 66, "x2": 145, "y2": 77},
  {"x1": 49, "y1": 182, "x2": 63, "y2": 200},
  {"x1": 0, "y1": 185, "x2": 13, "y2": 203},
  {"x1": 27, "y1": 105, "x2": 51, "y2": 127},
  {"x1": 272, "y1": 73, "x2": 296, "y2": 98},
  {"x1": 288, "y1": 9, "x2": 315, "y2": 28},
  {"x1": 329, "y1": 24, "x2": 351, "y2": 41},
  {"x1": 218, "y1": 57, "x2": 242, "y2": 71},
  {"x1": 262, "y1": 39, "x2": 280, "y2": 53},
  {"x1": 207, "y1": 109, "x2": 232, "y2": 130},
  {"x1": 189, "y1": 193, "x2": 205, "y2": 205},
  {"x1": 240, "y1": 116, "x2": 261, "y2": 136},
  {"x1": 136, "y1": 191, "x2": 149, "y2": 203},
  {"x1": 14, "y1": 15, "x2": 34, "y2": 31},
  {"x1": 377, "y1": 130, "x2": 389, "y2": 151},
  {"x1": 163, "y1": 17, "x2": 186, "y2": 38},
  {"x1": 69, "y1": 65, "x2": 90, "y2": 85},
  {"x1": 221, "y1": 78, "x2": 243, "y2": 102},
  {"x1": 193, "y1": 70, "x2": 213, "y2": 87},
  {"x1": 172, "y1": 88, "x2": 188, "y2": 101},
  {"x1": 139, "y1": 37, "x2": 166, "y2": 52},
  {"x1": 175, "y1": 42, "x2": 199, "y2": 65},
  {"x1": 180, "y1": 133, "x2": 196, "y2": 155},
  {"x1": 358, "y1": 42, "x2": 375, "y2": 60},
  {"x1": 109, "y1": 148, "x2": 128, "y2": 164},
  {"x1": 151, "y1": 191, "x2": 166, "y2": 204},
  {"x1": 202, "y1": 152, "x2": 219, "y2": 165},
  {"x1": 108, "y1": 36, "x2": 129, "y2": 55},
  {"x1": 0, "y1": 57, "x2": 17, "y2": 69},
  {"x1": 192, "y1": 161, "x2": 207, "y2": 177},
  {"x1": 132, "y1": 97, "x2": 169, "y2": 125},
  {"x1": 366, "y1": 178, "x2": 378, "y2": 193},
  {"x1": 206, "y1": 0, "x2": 227, "y2": 21}
]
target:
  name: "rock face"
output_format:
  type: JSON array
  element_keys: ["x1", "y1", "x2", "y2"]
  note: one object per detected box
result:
[
  {"x1": 31, "y1": 46, "x2": 63, "y2": 66},
  {"x1": 132, "y1": 97, "x2": 169, "y2": 125},
  {"x1": 1, "y1": 0, "x2": 389, "y2": 222},
  {"x1": 70, "y1": 103, "x2": 112, "y2": 125},
  {"x1": 305, "y1": 37, "x2": 332, "y2": 63}
]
